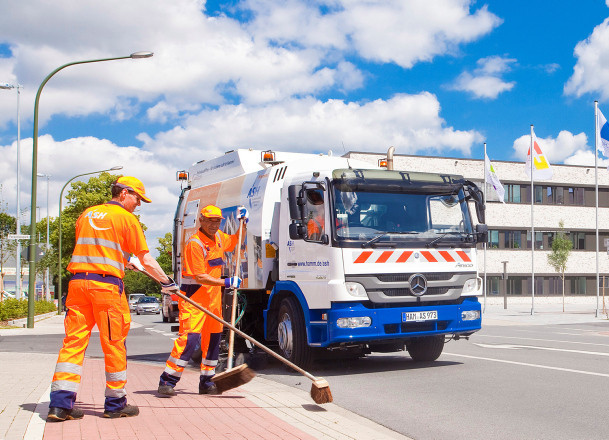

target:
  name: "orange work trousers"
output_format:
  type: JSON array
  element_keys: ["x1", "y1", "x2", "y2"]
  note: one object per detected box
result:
[{"x1": 50, "y1": 277, "x2": 131, "y2": 412}]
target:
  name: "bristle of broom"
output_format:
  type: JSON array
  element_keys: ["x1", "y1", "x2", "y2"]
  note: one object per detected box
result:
[
  {"x1": 310, "y1": 378, "x2": 333, "y2": 404},
  {"x1": 212, "y1": 363, "x2": 256, "y2": 393}
]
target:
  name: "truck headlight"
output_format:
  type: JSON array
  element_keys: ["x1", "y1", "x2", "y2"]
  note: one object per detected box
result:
[
  {"x1": 462, "y1": 277, "x2": 481, "y2": 295},
  {"x1": 337, "y1": 317, "x2": 372, "y2": 328},
  {"x1": 345, "y1": 282, "x2": 367, "y2": 297},
  {"x1": 462, "y1": 310, "x2": 480, "y2": 321}
]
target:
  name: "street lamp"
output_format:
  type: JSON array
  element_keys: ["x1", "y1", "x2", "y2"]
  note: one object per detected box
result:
[
  {"x1": 27, "y1": 51, "x2": 153, "y2": 328},
  {"x1": 57, "y1": 166, "x2": 123, "y2": 307},
  {"x1": 0, "y1": 82, "x2": 22, "y2": 299},
  {"x1": 37, "y1": 173, "x2": 51, "y2": 300}
]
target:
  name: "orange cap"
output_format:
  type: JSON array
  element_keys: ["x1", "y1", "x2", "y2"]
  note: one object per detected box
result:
[
  {"x1": 200, "y1": 204, "x2": 224, "y2": 219},
  {"x1": 115, "y1": 176, "x2": 151, "y2": 203}
]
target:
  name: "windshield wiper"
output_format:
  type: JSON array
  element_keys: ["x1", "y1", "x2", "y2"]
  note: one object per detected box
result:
[
  {"x1": 426, "y1": 231, "x2": 469, "y2": 248},
  {"x1": 362, "y1": 231, "x2": 418, "y2": 248}
]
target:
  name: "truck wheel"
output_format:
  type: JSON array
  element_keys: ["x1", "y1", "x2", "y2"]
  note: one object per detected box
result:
[
  {"x1": 406, "y1": 336, "x2": 445, "y2": 362},
  {"x1": 162, "y1": 311, "x2": 168, "y2": 322},
  {"x1": 169, "y1": 313, "x2": 176, "y2": 323},
  {"x1": 277, "y1": 297, "x2": 313, "y2": 369}
]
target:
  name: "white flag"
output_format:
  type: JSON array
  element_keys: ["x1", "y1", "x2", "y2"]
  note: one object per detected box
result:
[
  {"x1": 598, "y1": 107, "x2": 609, "y2": 158},
  {"x1": 525, "y1": 128, "x2": 553, "y2": 180},
  {"x1": 485, "y1": 153, "x2": 505, "y2": 203}
]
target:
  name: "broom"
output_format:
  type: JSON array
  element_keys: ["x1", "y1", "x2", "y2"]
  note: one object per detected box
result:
[{"x1": 209, "y1": 216, "x2": 256, "y2": 393}]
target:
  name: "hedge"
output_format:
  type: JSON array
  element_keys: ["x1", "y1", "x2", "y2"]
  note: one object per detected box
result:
[{"x1": 0, "y1": 299, "x2": 57, "y2": 322}]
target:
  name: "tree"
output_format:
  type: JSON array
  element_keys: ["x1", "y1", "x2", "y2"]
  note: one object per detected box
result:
[
  {"x1": 0, "y1": 211, "x2": 17, "y2": 298},
  {"x1": 547, "y1": 220, "x2": 572, "y2": 312}
]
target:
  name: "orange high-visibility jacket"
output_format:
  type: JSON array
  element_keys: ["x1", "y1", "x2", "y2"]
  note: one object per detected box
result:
[{"x1": 67, "y1": 201, "x2": 149, "y2": 278}]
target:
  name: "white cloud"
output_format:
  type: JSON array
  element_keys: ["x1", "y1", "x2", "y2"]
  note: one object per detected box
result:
[
  {"x1": 141, "y1": 93, "x2": 484, "y2": 162},
  {"x1": 563, "y1": 149, "x2": 609, "y2": 167},
  {"x1": 451, "y1": 56, "x2": 516, "y2": 99},
  {"x1": 512, "y1": 130, "x2": 589, "y2": 163},
  {"x1": 564, "y1": 18, "x2": 609, "y2": 100},
  {"x1": 244, "y1": 0, "x2": 502, "y2": 68}
]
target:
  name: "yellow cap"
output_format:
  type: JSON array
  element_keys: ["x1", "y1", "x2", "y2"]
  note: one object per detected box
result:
[
  {"x1": 200, "y1": 204, "x2": 224, "y2": 219},
  {"x1": 115, "y1": 176, "x2": 151, "y2": 203}
]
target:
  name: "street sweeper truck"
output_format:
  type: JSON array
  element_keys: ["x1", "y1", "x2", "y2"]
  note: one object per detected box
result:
[{"x1": 173, "y1": 148, "x2": 487, "y2": 368}]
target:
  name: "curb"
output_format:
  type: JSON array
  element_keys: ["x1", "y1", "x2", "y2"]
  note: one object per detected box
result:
[{"x1": 6, "y1": 311, "x2": 59, "y2": 327}]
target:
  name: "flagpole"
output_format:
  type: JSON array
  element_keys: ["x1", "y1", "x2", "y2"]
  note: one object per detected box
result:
[
  {"x1": 483, "y1": 142, "x2": 487, "y2": 314},
  {"x1": 595, "y1": 101, "x2": 600, "y2": 318},
  {"x1": 530, "y1": 124, "x2": 535, "y2": 316}
]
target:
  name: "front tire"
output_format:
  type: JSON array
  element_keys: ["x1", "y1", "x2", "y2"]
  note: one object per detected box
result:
[
  {"x1": 406, "y1": 336, "x2": 445, "y2": 362},
  {"x1": 277, "y1": 297, "x2": 314, "y2": 369}
]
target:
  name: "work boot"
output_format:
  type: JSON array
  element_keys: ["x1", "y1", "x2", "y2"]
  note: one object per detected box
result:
[
  {"x1": 103, "y1": 404, "x2": 139, "y2": 418},
  {"x1": 199, "y1": 382, "x2": 221, "y2": 395},
  {"x1": 46, "y1": 406, "x2": 84, "y2": 422},
  {"x1": 157, "y1": 385, "x2": 176, "y2": 397}
]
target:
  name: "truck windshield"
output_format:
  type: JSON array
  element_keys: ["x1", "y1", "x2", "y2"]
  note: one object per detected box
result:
[{"x1": 333, "y1": 187, "x2": 474, "y2": 247}]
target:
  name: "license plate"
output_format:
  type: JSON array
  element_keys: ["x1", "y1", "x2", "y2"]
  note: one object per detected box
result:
[{"x1": 402, "y1": 310, "x2": 438, "y2": 322}]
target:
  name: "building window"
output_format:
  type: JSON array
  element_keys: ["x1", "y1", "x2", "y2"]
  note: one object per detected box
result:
[
  {"x1": 488, "y1": 230, "x2": 499, "y2": 248},
  {"x1": 570, "y1": 232, "x2": 585, "y2": 250},
  {"x1": 548, "y1": 277, "x2": 561, "y2": 295},
  {"x1": 487, "y1": 277, "x2": 500, "y2": 295},
  {"x1": 534, "y1": 185, "x2": 543, "y2": 203},
  {"x1": 506, "y1": 184, "x2": 521, "y2": 203},
  {"x1": 570, "y1": 277, "x2": 586, "y2": 295},
  {"x1": 505, "y1": 231, "x2": 522, "y2": 249},
  {"x1": 526, "y1": 231, "x2": 544, "y2": 250},
  {"x1": 507, "y1": 277, "x2": 523, "y2": 295}
]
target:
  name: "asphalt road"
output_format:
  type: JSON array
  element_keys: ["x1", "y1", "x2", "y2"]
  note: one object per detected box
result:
[{"x1": 4, "y1": 313, "x2": 609, "y2": 440}]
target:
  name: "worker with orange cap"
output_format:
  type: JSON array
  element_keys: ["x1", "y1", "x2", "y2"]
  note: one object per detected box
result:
[
  {"x1": 157, "y1": 204, "x2": 248, "y2": 397},
  {"x1": 47, "y1": 176, "x2": 178, "y2": 422}
]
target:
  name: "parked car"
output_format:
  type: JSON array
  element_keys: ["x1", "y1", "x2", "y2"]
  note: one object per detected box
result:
[
  {"x1": 135, "y1": 296, "x2": 161, "y2": 315},
  {"x1": 128, "y1": 293, "x2": 146, "y2": 312},
  {"x1": 162, "y1": 292, "x2": 179, "y2": 323}
]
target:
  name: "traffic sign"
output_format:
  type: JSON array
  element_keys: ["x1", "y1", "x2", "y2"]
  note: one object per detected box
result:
[{"x1": 8, "y1": 234, "x2": 31, "y2": 240}]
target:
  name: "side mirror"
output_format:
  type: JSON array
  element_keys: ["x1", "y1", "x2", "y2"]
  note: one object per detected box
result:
[
  {"x1": 476, "y1": 224, "x2": 488, "y2": 243},
  {"x1": 289, "y1": 222, "x2": 305, "y2": 239},
  {"x1": 288, "y1": 185, "x2": 303, "y2": 220}
]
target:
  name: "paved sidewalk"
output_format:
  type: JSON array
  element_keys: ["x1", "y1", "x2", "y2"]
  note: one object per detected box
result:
[{"x1": 0, "y1": 314, "x2": 410, "y2": 440}]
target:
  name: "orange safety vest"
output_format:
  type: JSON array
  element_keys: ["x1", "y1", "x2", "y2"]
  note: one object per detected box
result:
[
  {"x1": 180, "y1": 229, "x2": 239, "y2": 299},
  {"x1": 67, "y1": 201, "x2": 149, "y2": 278}
]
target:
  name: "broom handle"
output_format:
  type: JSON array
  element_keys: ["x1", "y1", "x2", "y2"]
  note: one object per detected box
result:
[
  {"x1": 172, "y1": 289, "x2": 317, "y2": 382},
  {"x1": 227, "y1": 217, "x2": 245, "y2": 370}
]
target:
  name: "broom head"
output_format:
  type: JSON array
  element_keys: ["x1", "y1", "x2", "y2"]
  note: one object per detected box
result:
[
  {"x1": 212, "y1": 363, "x2": 256, "y2": 393},
  {"x1": 310, "y1": 378, "x2": 333, "y2": 404}
]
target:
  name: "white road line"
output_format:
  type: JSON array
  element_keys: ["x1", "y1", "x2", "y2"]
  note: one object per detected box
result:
[
  {"x1": 477, "y1": 334, "x2": 609, "y2": 348},
  {"x1": 444, "y1": 352, "x2": 609, "y2": 378},
  {"x1": 162, "y1": 333, "x2": 175, "y2": 337},
  {"x1": 474, "y1": 343, "x2": 609, "y2": 356}
]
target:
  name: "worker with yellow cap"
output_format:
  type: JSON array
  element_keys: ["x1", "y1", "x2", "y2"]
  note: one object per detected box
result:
[
  {"x1": 158, "y1": 204, "x2": 248, "y2": 397},
  {"x1": 47, "y1": 176, "x2": 178, "y2": 422}
]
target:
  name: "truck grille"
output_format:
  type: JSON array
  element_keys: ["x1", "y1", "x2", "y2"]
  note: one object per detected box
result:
[
  {"x1": 383, "y1": 287, "x2": 451, "y2": 297},
  {"x1": 384, "y1": 321, "x2": 449, "y2": 334},
  {"x1": 377, "y1": 273, "x2": 453, "y2": 282}
]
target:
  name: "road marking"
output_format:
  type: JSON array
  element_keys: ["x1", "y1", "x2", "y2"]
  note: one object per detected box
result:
[
  {"x1": 474, "y1": 343, "x2": 609, "y2": 356},
  {"x1": 477, "y1": 334, "x2": 609, "y2": 348},
  {"x1": 146, "y1": 328, "x2": 164, "y2": 333},
  {"x1": 444, "y1": 352, "x2": 609, "y2": 378}
]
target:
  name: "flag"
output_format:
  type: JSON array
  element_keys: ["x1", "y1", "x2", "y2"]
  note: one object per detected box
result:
[
  {"x1": 598, "y1": 107, "x2": 609, "y2": 158},
  {"x1": 484, "y1": 153, "x2": 505, "y2": 203},
  {"x1": 525, "y1": 128, "x2": 553, "y2": 180}
]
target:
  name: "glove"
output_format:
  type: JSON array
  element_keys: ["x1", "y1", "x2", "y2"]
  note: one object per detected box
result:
[
  {"x1": 224, "y1": 276, "x2": 242, "y2": 289},
  {"x1": 161, "y1": 276, "x2": 179, "y2": 294},
  {"x1": 237, "y1": 206, "x2": 249, "y2": 224}
]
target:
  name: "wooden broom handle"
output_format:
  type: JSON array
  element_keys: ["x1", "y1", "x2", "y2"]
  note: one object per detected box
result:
[{"x1": 226, "y1": 216, "x2": 245, "y2": 370}]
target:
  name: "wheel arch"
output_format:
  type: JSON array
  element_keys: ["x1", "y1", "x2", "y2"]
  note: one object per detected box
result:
[{"x1": 264, "y1": 281, "x2": 311, "y2": 342}]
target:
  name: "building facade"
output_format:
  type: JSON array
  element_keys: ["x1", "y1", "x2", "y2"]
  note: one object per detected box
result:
[{"x1": 347, "y1": 151, "x2": 609, "y2": 298}]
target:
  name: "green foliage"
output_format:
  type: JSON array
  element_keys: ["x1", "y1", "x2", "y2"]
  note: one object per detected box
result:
[
  {"x1": 547, "y1": 220, "x2": 572, "y2": 275},
  {"x1": 0, "y1": 298, "x2": 57, "y2": 321}
]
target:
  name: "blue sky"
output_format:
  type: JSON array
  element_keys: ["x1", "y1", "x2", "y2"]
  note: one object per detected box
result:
[{"x1": 2, "y1": 0, "x2": 609, "y2": 249}]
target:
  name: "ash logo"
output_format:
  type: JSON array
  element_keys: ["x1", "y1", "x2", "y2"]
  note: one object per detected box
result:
[{"x1": 85, "y1": 211, "x2": 110, "y2": 231}]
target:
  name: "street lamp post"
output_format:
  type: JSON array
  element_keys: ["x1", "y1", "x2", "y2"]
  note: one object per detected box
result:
[
  {"x1": 57, "y1": 166, "x2": 123, "y2": 307},
  {"x1": 37, "y1": 173, "x2": 51, "y2": 300},
  {"x1": 0, "y1": 82, "x2": 22, "y2": 299},
  {"x1": 27, "y1": 51, "x2": 153, "y2": 328}
]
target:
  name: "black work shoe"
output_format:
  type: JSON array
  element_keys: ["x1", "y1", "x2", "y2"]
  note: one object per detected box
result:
[
  {"x1": 103, "y1": 404, "x2": 140, "y2": 418},
  {"x1": 199, "y1": 383, "x2": 221, "y2": 395},
  {"x1": 157, "y1": 385, "x2": 176, "y2": 397},
  {"x1": 47, "y1": 406, "x2": 84, "y2": 422}
]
